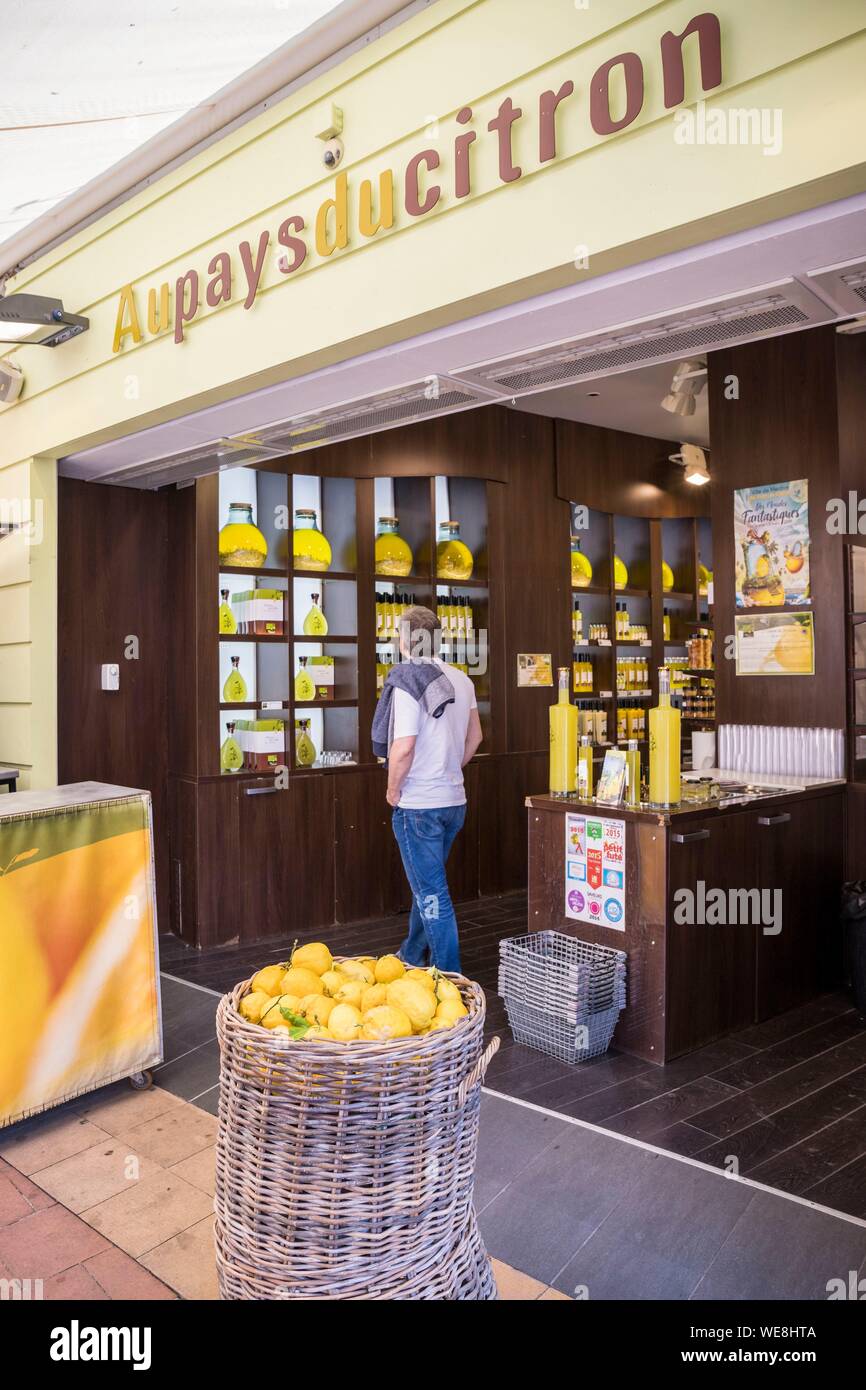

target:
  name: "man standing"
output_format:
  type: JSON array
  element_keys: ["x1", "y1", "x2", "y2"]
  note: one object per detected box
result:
[{"x1": 372, "y1": 605, "x2": 482, "y2": 972}]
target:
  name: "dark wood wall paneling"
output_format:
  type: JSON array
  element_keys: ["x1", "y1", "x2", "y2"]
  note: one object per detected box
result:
[
  {"x1": 837, "y1": 331, "x2": 866, "y2": 880},
  {"x1": 707, "y1": 328, "x2": 846, "y2": 731},
  {"x1": 58, "y1": 479, "x2": 171, "y2": 925}
]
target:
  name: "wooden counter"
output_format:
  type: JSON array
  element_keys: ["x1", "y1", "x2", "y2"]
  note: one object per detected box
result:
[{"x1": 526, "y1": 781, "x2": 845, "y2": 1063}]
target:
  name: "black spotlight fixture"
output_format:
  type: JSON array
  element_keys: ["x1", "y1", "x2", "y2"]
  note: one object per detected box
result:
[{"x1": 0, "y1": 293, "x2": 89, "y2": 347}]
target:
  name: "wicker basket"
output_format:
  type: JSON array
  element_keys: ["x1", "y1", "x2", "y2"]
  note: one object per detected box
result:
[
  {"x1": 214, "y1": 969, "x2": 499, "y2": 1300},
  {"x1": 499, "y1": 931, "x2": 627, "y2": 1064}
]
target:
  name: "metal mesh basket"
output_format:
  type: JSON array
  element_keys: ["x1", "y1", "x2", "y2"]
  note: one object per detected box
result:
[{"x1": 498, "y1": 932, "x2": 626, "y2": 1063}]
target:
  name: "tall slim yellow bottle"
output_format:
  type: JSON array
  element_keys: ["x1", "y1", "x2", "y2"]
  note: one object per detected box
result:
[
  {"x1": 649, "y1": 666, "x2": 681, "y2": 805},
  {"x1": 549, "y1": 666, "x2": 578, "y2": 797}
]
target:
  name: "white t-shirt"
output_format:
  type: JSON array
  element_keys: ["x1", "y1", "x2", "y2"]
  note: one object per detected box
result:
[{"x1": 391, "y1": 659, "x2": 477, "y2": 808}]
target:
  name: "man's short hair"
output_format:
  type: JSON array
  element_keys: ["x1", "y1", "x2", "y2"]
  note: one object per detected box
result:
[{"x1": 398, "y1": 604, "x2": 441, "y2": 657}]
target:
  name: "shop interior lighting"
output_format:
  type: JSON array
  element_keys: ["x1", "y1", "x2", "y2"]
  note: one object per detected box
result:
[
  {"x1": 669, "y1": 443, "x2": 711, "y2": 486},
  {"x1": 0, "y1": 293, "x2": 89, "y2": 347},
  {"x1": 660, "y1": 359, "x2": 707, "y2": 416}
]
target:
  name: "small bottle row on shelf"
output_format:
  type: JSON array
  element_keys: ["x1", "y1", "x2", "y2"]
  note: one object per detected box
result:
[
  {"x1": 680, "y1": 675, "x2": 716, "y2": 721},
  {"x1": 220, "y1": 716, "x2": 356, "y2": 773},
  {"x1": 685, "y1": 629, "x2": 714, "y2": 670},
  {"x1": 218, "y1": 588, "x2": 328, "y2": 637},
  {"x1": 616, "y1": 657, "x2": 651, "y2": 693},
  {"x1": 374, "y1": 591, "x2": 477, "y2": 643}
]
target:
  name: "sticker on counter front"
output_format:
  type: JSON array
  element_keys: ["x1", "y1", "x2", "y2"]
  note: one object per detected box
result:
[{"x1": 565, "y1": 812, "x2": 626, "y2": 931}]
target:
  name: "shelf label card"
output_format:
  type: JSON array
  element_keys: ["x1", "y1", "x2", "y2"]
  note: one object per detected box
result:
[{"x1": 565, "y1": 812, "x2": 626, "y2": 931}]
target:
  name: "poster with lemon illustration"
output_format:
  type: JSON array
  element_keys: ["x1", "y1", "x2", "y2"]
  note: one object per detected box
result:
[
  {"x1": 735, "y1": 612, "x2": 815, "y2": 676},
  {"x1": 734, "y1": 480, "x2": 810, "y2": 608},
  {"x1": 0, "y1": 790, "x2": 161, "y2": 1129}
]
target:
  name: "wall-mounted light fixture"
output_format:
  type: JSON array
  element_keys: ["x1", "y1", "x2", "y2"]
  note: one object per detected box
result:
[
  {"x1": 660, "y1": 359, "x2": 707, "y2": 417},
  {"x1": 669, "y1": 442, "x2": 710, "y2": 486},
  {"x1": 0, "y1": 293, "x2": 89, "y2": 347}
]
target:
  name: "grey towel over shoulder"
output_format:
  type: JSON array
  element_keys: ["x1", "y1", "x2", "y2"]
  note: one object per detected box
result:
[{"x1": 372, "y1": 659, "x2": 456, "y2": 760}]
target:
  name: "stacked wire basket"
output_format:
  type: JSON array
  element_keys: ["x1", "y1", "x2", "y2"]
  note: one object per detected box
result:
[{"x1": 499, "y1": 931, "x2": 627, "y2": 1064}]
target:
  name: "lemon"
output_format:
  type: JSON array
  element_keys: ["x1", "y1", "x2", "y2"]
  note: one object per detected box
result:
[
  {"x1": 238, "y1": 990, "x2": 271, "y2": 1023},
  {"x1": 291, "y1": 942, "x2": 333, "y2": 977},
  {"x1": 280, "y1": 966, "x2": 324, "y2": 998},
  {"x1": 404, "y1": 968, "x2": 436, "y2": 993},
  {"x1": 358, "y1": 956, "x2": 378, "y2": 975},
  {"x1": 361, "y1": 1005, "x2": 413, "y2": 1040},
  {"x1": 337, "y1": 959, "x2": 375, "y2": 985},
  {"x1": 251, "y1": 964, "x2": 286, "y2": 996},
  {"x1": 361, "y1": 983, "x2": 388, "y2": 1012},
  {"x1": 270, "y1": 1024, "x2": 292, "y2": 1039},
  {"x1": 299, "y1": 994, "x2": 335, "y2": 1025},
  {"x1": 305, "y1": 1024, "x2": 334, "y2": 1041},
  {"x1": 386, "y1": 978, "x2": 437, "y2": 1030},
  {"x1": 329, "y1": 1004, "x2": 363, "y2": 1041},
  {"x1": 320, "y1": 970, "x2": 344, "y2": 997},
  {"x1": 333, "y1": 979, "x2": 365, "y2": 1008},
  {"x1": 260, "y1": 993, "x2": 302, "y2": 1027},
  {"x1": 436, "y1": 998, "x2": 468, "y2": 1024},
  {"x1": 431, "y1": 974, "x2": 461, "y2": 1004},
  {"x1": 374, "y1": 954, "x2": 405, "y2": 984},
  {"x1": 423, "y1": 1016, "x2": 453, "y2": 1033}
]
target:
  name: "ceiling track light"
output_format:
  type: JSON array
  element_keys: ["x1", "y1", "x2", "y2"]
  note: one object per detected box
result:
[
  {"x1": 0, "y1": 292, "x2": 89, "y2": 347},
  {"x1": 660, "y1": 358, "x2": 707, "y2": 415},
  {"x1": 669, "y1": 443, "x2": 711, "y2": 486}
]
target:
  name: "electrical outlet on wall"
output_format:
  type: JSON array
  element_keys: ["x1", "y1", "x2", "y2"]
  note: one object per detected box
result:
[{"x1": 101, "y1": 663, "x2": 120, "y2": 691}]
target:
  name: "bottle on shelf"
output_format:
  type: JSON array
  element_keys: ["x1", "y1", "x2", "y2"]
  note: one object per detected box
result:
[
  {"x1": 219, "y1": 502, "x2": 267, "y2": 569},
  {"x1": 220, "y1": 721, "x2": 244, "y2": 773},
  {"x1": 302, "y1": 593, "x2": 328, "y2": 637},
  {"x1": 218, "y1": 588, "x2": 237, "y2": 634},
  {"x1": 625, "y1": 739, "x2": 641, "y2": 806},
  {"x1": 549, "y1": 666, "x2": 578, "y2": 798},
  {"x1": 649, "y1": 666, "x2": 681, "y2": 806},
  {"x1": 578, "y1": 735, "x2": 594, "y2": 799},
  {"x1": 294, "y1": 656, "x2": 315, "y2": 702},
  {"x1": 663, "y1": 607, "x2": 671, "y2": 641},
  {"x1": 293, "y1": 508, "x2": 332, "y2": 572},
  {"x1": 223, "y1": 655, "x2": 248, "y2": 703},
  {"x1": 571, "y1": 535, "x2": 593, "y2": 589},
  {"x1": 295, "y1": 718, "x2": 317, "y2": 767},
  {"x1": 573, "y1": 598, "x2": 583, "y2": 645},
  {"x1": 436, "y1": 521, "x2": 474, "y2": 580},
  {"x1": 375, "y1": 516, "x2": 413, "y2": 577}
]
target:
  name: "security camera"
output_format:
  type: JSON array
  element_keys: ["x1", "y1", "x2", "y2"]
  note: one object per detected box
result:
[
  {"x1": 0, "y1": 358, "x2": 23, "y2": 404},
  {"x1": 322, "y1": 137, "x2": 343, "y2": 169}
]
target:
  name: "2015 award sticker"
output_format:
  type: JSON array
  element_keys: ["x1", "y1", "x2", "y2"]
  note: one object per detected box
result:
[{"x1": 565, "y1": 813, "x2": 626, "y2": 931}]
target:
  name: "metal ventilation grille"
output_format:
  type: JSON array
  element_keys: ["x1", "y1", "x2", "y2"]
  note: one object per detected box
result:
[
  {"x1": 98, "y1": 438, "x2": 285, "y2": 489},
  {"x1": 255, "y1": 377, "x2": 488, "y2": 453},
  {"x1": 841, "y1": 270, "x2": 866, "y2": 306},
  {"x1": 806, "y1": 258, "x2": 866, "y2": 316},
  {"x1": 459, "y1": 295, "x2": 814, "y2": 395}
]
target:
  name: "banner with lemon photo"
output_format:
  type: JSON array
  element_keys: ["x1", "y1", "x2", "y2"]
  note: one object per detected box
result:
[{"x1": 0, "y1": 792, "x2": 161, "y2": 1128}]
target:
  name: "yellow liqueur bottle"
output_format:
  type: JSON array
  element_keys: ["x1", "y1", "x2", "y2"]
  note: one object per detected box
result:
[
  {"x1": 223, "y1": 656, "x2": 248, "y2": 703},
  {"x1": 293, "y1": 508, "x2": 332, "y2": 572},
  {"x1": 571, "y1": 536, "x2": 593, "y2": 589},
  {"x1": 375, "y1": 516, "x2": 413, "y2": 577},
  {"x1": 302, "y1": 593, "x2": 328, "y2": 637},
  {"x1": 625, "y1": 739, "x2": 641, "y2": 806},
  {"x1": 549, "y1": 666, "x2": 578, "y2": 798},
  {"x1": 436, "y1": 521, "x2": 474, "y2": 581},
  {"x1": 578, "y1": 735, "x2": 594, "y2": 800},
  {"x1": 295, "y1": 719, "x2": 317, "y2": 767},
  {"x1": 294, "y1": 656, "x2": 315, "y2": 702},
  {"x1": 649, "y1": 666, "x2": 681, "y2": 806},
  {"x1": 218, "y1": 589, "x2": 237, "y2": 634},
  {"x1": 218, "y1": 502, "x2": 267, "y2": 569},
  {"x1": 220, "y1": 721, "x2": 244, "y2": 773}
]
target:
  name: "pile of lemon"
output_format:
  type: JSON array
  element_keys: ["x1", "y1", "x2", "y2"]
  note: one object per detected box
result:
[{"x1": 237, "y1": 942, "x2": 469, "y2": 1043}]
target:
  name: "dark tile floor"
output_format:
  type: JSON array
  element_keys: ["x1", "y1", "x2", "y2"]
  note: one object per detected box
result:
[{"x1": 157, "y1": 888, "x2": 866, "y2": 1223}]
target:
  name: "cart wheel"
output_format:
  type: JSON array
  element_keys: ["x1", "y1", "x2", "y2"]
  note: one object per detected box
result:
[{"x1": 129, "y1": 1071, "x2": 153, "y2": 1091}]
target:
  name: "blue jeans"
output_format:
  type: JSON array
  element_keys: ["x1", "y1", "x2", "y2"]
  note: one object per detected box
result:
[{"x1": 392, "y1": 804, "x2": 466, "y2": 973}]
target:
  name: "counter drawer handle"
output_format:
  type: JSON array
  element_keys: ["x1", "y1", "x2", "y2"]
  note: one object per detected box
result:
[
  {"x1": 757, "y1": 812, "x2": 791, "y2": 826},
  {"x1": 245, "y1": 785, "x2": 279, "y2": 796},
  {"x1": 672, "y1": 829, "x2": 711, "y2": 843}
]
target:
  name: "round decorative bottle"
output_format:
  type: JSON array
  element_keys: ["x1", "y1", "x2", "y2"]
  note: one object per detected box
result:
[
  {"x1": 302, "y1": 593, "x2": 328, "y2": 636},
  {"x1": 218, "y1": 502, "x2": 267, "y2": 569},
  {"x1": 294, "y1": 656, "x2": 315, "y2": 702},
  {"x1": 223, "y1": 655, "x2": 248, "y2": 703},
  {"x1": 436, "y1": 521, "x2": 473, "y2": 581},
  {"x1": 375, "y1": 516, "x2": 413, "y2": 577},
  {"x1": 218, "y1": 589, "x2": 237, "y2": 634},
  {"x1": 571, "y1": 536, "x2": 593, "y2": 588},
  {"x1": 220, "y1": 722, "x2": 244, "y2": 773},
  {"x1": 295, "y1": 719, "x2": 317, "y2": 766},
  {"x1": 292, "y1": 509, "x2": 332, "y2": 572},
  {"x1": 613, "y1": 555, "x2": 629, "y2": 591}
]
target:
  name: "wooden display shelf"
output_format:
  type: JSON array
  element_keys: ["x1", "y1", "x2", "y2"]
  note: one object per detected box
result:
[
  {"x1": 618, "y1": 586, "x2": 650, "y2": 598},
  {"x1": 220, "y1": 701, "x2": 289, "y2": 711},
  {"x1": 293, "y1": 698, "x2": 359, "y2": 710},
  {"x1": 218, "y1": 633, "x2": 286, "y2": 643},
  {"x1": 291, "y1": 568, "x2": 357, "y2": 581},
  {"x1": 219, "y1": 563, "x2": 287, "y2": 577},
  {"x1": 435, "y1": 575, "x2": 489, "y2": 589},
  {"x1": 572, "y1": 584, "x2": 610, "y2": 597},
  {"x1": 293, "y1": 634, "x2": 358, "y2": 643}
]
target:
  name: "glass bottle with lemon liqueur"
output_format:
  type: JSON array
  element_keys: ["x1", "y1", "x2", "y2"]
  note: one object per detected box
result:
[
  {"x1": 436, "y1": 521, "x2": 474, "y2": 581},
  {"x1": 375, "y1": 517, "x2": 413, "y2": 577},
  {"x1": 577, "y1": 735, "x2": 594, "y2": 800},
  {"x1": 293, "y1": 509, "x2": 332, "y2": 572},
  {"x1": 218, "y1": 502, "x2": 267, "y2": 569},
  {"x1": 218, "y1": 589, "x2": 237, "y2": 634},
  {"x1": 220, "y1": 721, "x2": 244, "y2": 773},
  {"x1": 223, "y1": 656, "x2": 248, "y2": 703},
  {"x1": 295, "y1": 719, "x2": 317, "y2": 767},
  {"x1": 549, "y1": 666, "x2": 578, "y2": 798},
  {"x1": 649, "y1": 667, "x2": 681, "y2": 806},
  {"x1": 571, "y1": 536, "x2": 593, "y2": 589},
  {"x1": 302, "y1": 593, "x2": 328, "y2": 637},
  {"x1": 625, "y1": 739, "x2": 641, "y2": 806},
  {"x1": 294, "y1": 656, "x2": 315, "y2": 702}
]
